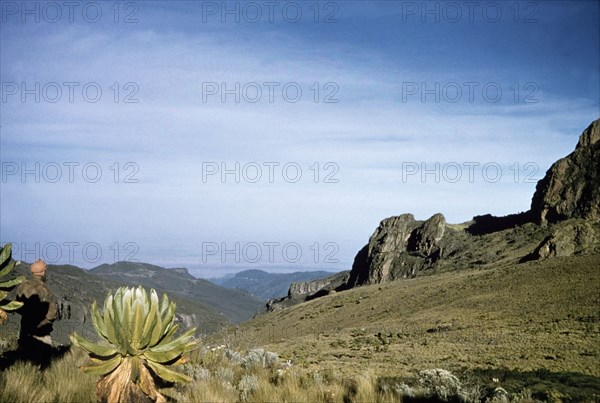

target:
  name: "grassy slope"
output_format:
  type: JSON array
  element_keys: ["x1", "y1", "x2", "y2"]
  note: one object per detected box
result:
[
  {"x1": 219, "y1": 254, "x2": 600, "y2": 379},
  {"x1": 2, "y1": 254, "x2": 599, "y2": 402}
]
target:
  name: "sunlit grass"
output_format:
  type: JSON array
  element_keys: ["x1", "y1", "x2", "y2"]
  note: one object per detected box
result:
[
  {"x1": 2, "y1": 342, "x2": 599, "y2": 402},
  {"x1": 1, "y1": 254, "x2": 599, "y2": 402},
  {"x1": 0, "y1": 348, "x2": 96, "y2": 403}
]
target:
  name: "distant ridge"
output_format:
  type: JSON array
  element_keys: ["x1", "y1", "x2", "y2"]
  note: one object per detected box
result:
[
  {"x1": 91, "y1": 261, "x2": 264, "y2": 323},
  {"x1": 3, "y1": 262, "x2": 227, "y2": 344},
  {"x1": 210, "y1": 269, "x2": 338, "y2": 300}
]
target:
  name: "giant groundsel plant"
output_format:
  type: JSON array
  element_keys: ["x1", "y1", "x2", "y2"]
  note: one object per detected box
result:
[{"x1": 71, "y1": 286, "x2": 197, "y2": 402}]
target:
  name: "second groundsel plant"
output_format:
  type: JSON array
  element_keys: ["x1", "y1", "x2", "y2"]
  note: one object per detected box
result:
[
  {"x1": 71, "y1": 286, "x2": 197, "y2": 402},
  {"x1": 0, "y1": 243, "x2": 24, "y2": 325}
]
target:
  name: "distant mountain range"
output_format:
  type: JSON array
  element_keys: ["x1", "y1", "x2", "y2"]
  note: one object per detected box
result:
[
  {"x1": 2, "y1": 261, "x2": 264, "y2": 345},
  {"x1": 90, "y1": 262, "x2": 263, "y2": 323},
  {"x1": 209, "y1": 269, "x2": 338, "y2": 300}
]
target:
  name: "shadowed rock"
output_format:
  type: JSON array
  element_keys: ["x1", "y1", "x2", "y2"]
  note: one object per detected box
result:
[
  {"x1": 530, "y1": 119, "x2": 600, "y2": 225},
  {"x1": 262, "y1": 271, "x2": 349, "y2": 313},
  {"x1": 522, "y1": 220, "x2": 600, "y2": 262},
  {"x1": 346, "y1": 213, "x2": 448, "y2": 287},
  {"x1": 466, "y1": 211, "x2": 534, "y2": 235}
]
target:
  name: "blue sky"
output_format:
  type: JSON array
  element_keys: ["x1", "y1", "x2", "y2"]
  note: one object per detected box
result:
[{"x1": 1, "y1": 1, "x2": 598, "y2": 276}]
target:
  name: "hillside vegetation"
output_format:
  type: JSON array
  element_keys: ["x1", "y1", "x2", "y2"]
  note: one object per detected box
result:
[
  {"x1": 91, "y1": 262, "x2": 263, "y2": 323},
  {"x1": 212, "y1": 253, "x2": 600, "y2": 396},
  {"x1": 3, "y1": 254, "x2": 597, "y2": 402},
  {"x1": 2, "y1": 261, "x2": 264, "y2": 345}
]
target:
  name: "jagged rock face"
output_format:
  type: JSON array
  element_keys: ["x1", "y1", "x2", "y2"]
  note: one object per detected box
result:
[
  {"x1": 408, "y1": 213, "x2": 446, "y2": 255},
  {"x1": 363, "y1": 214, "x2": 423, "y2": 284},
  {"x1": 342, "y1": 120, "x2": 600, "y2": 289},
  {"x1": 531, "y1": 119, "x2": 600, "y2": 225},
  {"x1": 258, "y1": 119, "x2": 600, "y2": 312},
  {"x1": 289, "y1": 277, "x2": 334, "y2": 297},
  {"x1": 533, "y1": 221, "x2": 600, "y2": 259},
  {"x1": 347, "y1": 213, "x2": 447, "y2": 286},
  {"x1": 262, "y1": 271, "x2": 349, "y2": 313}
]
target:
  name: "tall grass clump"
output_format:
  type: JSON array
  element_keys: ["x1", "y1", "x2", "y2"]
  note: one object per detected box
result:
[{"x1": 0, "y1": 348, "x2": 96, "y2": 403}]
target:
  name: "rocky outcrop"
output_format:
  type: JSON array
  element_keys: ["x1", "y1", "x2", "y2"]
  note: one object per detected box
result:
[
  {"x1": 408, "y1": 213, "x2": 446, "y2": 255},
  {"x1": 170, "y1": 267, "x2": 195, "y2": 279},
  {"x1": 289, "y1": 276, "x2": 337, "y2": 296},
  {"x1": 262, "y1": 271, "x2": 349, "y2": 313},
  {"x1": 256, "y1": 119, "x2": 600, "y2": 312},
  {"x1": 213, "y1": 269, "x2": 336, "y2": 300},
  {"x1": 344, "y1": 119, "x2": 600, "y2": 289},
  {"x1": 346, "y1": 213, "x2": 447, "y2": 287},
  {"x1": 531, "y1": 119, "x2": 600, "y2": 225},
  {"x1": 532, "y1": 220, "x2": 600, "y2": 259}
]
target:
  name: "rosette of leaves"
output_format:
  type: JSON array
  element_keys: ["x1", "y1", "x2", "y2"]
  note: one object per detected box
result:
[
  {"x1": 0, "y1": 243, "x2": 24, "y2": 325},
  {"x1": 71, "y1": 286, "x2": 197, "y2": 403}
]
